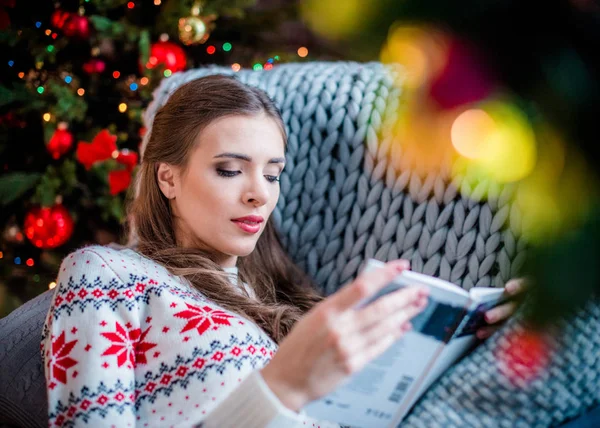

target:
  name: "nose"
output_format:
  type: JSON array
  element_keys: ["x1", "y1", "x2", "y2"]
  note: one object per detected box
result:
[{"x1": 243, "y1": 173, "x2": 269, "y2": 207}]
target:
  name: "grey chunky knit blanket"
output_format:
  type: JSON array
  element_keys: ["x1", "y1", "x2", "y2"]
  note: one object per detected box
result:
[{"x1": 142, "y1": 62, "x2": 600, "y2": 427}]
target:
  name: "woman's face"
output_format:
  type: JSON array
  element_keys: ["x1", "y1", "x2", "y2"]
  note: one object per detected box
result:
[{"x1": 158, "y1": 113, "x2": 285, "y2": 267}]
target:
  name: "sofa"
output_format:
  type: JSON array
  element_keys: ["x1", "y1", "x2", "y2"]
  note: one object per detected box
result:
[{"x1": 1, "y1": 62, "x2": 599, "y2": 427}]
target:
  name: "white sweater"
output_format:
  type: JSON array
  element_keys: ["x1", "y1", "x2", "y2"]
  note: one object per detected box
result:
[{"x1": 41, "y1": 245, "x2": 340, "y2": 427}]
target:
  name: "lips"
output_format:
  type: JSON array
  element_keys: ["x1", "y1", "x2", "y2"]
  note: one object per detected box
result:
[{"x1": 231, "y1": 215, "x2": 264, "y2": 234}]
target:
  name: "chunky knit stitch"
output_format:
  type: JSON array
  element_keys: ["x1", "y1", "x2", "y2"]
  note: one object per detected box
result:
[{"x1": 41, "y1": 245, "x2": 339, "y2": 428}]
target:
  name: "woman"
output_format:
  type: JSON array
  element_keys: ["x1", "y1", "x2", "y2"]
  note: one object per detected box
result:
[{"x1": 41, "y1": 75, "x2": 522, "y2": 427}]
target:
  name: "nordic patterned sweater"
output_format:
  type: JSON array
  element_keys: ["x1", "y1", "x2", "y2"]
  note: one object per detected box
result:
[{"x1": 41, "y1": 245, "x2": 340, "y2": 428}]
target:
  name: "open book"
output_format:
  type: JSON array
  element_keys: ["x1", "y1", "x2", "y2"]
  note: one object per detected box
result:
[{"x1": 303, "y1": 259, "x2": 508, "y2": 428}]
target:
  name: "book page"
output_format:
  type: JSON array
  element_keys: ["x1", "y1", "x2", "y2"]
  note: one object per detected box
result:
[
  {"x1": 402, "y1": 286, "x2": 508, "y2": 420},
  {"x1": 303, "y1": 262, "x2": 470, "y2": 428}
]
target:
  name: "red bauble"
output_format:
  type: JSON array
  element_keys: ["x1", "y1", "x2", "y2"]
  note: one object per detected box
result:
[
  {"x1": 50, "y1": 9, "x2": 71, "y2": 30},
  {"x1": 63, "y1": 14, "x2": 90, "y2": 39},
  {"x1": 47, "y1": 128, "x2": 74, "y2": 160},
  {"x1": 146, "y1": 41, "x2": 187, "y2": 73},
  {"x1": 24, "y1": 204, "x2": 74, "y2": 249},
  {"x1": 82, "y1": 58, "x2": 106, "y2": 74}
]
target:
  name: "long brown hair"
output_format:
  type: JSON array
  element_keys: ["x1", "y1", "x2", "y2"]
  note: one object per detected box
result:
[{"x1": 128, "y1": 75, "x2": 323, "y2": 343}]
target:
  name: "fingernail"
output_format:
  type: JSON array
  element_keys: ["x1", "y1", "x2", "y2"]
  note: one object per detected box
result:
[
  {"x1": 417, "y1": 288, "x2": 429, "y2": 297},
  {"x1": 506, "y1": 280, "x2": 518, "y2": 293},
  {"x1": 395, "y1": 260, "x2": 410, "y2": 271},
  {"x1": 413, "y1": 297, "x2": 427, "y2": 307},
  {"x1": 485, "y1": 313, "x2": 495, "y2": 323}
]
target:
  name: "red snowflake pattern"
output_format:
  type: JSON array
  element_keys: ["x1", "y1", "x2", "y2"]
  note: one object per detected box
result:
[
  {"x1": 174, "y1": 303, "x2": 235, "y2": 335},
  {"x1": 101, "y1": 322, "x2": 157, "y2": 367},
  {"x1": 49, "y1": 331, "x2": 78, "y2": 384}
]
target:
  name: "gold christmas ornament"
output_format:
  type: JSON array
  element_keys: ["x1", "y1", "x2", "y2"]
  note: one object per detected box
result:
[
  {"x1": 178, "y1": 3, "x2": 217, "y2": 46},
  {"x1": 178, "y1": 14, "x2": 217, "y2": 45}
]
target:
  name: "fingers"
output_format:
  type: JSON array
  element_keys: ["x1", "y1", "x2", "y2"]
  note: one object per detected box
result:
[
  {"x1": 476, "y1": 325, "x2": 499, "y2": 340},
  {"x1": 330, "y1": 259, "x2": 410, "y2": 312},
  {"x1": 484, "y1": 300, "x2": 518, "y2": 324},
  {"x1": 346, "y1": 318, "x2": 415, "y2": 372},
  {"x1": 347, "y1": 286, "x2": 428, "y2": 334},
  {"x1": 505, "y1": 278, "x2": 527, "y2": 295}
]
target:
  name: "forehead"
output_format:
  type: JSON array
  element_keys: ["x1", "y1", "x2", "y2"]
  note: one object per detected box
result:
[{"x1": 195, "y1": 114, "x2": 285, "y2": 156}]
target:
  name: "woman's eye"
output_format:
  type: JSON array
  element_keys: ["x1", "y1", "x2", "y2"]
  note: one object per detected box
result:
[
  {"x1": 217, "y1": 169, "x2": 240, "y2": 177},
  {"x1": 265, "y1": 175, "x2": 280, "y2": 183}
]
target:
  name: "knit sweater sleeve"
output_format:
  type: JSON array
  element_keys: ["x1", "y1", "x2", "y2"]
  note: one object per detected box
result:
[{"x1": 42, "y1": 248, "x2": 139, "y2": 426}]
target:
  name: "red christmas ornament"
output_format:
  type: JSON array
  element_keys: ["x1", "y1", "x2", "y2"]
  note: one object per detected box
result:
[
  {"x1": 108, "y1": 170, "x2": 132, "y2": 195},
  {"x1": 62, "y1": 14, "x2": 90, "y2": 39},
  {"x1": 116, "y1": 150, "x2": 138, "y2": 171},
  {"x1": 50, "y1": 9, "x2": 71, "y2": 30},
  {"x1": 145, "y1": 41, "x2": 187, "y2": 73},
  {"x1": 24, "y1": 204, "x2": 74, "y2": 249},
  {"x1": 76, "y1": 129, "x2": 118, "y2": 169},
  {"x1": 47, "y1": 127, "x2": 74, "y2": 160},
  {"x1": 82, "y1": 58, "x2": 106, "y2": 74}
]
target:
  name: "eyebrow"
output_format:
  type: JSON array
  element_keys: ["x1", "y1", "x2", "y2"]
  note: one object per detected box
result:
[{"x1": 213, "y1": 152, "x2": 286, "y2": 164}]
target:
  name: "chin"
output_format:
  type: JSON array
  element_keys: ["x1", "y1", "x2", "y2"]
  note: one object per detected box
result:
[{"x1": 224, "y1": 242, "x2": 258, "y2": 257}]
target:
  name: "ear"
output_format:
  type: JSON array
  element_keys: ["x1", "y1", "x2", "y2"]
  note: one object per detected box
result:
[{"x1": 156, "y1": 163, "x2": 177, "y2": 199}]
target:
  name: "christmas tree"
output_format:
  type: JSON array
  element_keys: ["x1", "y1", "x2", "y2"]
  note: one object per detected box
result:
[{"x1": 0, "y1": 0, "x2": 336, "y2": 316}]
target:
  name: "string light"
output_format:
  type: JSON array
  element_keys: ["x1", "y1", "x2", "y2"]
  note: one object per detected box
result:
[
  {"x1": 43, "y1": 113, "x2": 51, "y2": 122},
  {"x1": 154, "y1": 0, "x2": 161, "y2": 4},
  {"x1": 129, "y1": 82, "x2": 138, "y2": 91},
  {"x1": 35, "y1": 22, "x2": 41, "y2": 28},
  {"x1": 14, "y1": 257, "x2": 21, "y2": 265},
  {"x1": 274, "y1": 55, "x2": 280, "y2": 61},
  {"x1": 49, "y1": 281, "x2": 57, "y2": 289},
  {"x1": 0, "y1": 251, "x2": 3, "y2": 259},
  {"x1": 113, "y1": 71, "x2": 120, "y2": 79},
  {"x1": 164, "y1": 69, "x2": 172, "y2": 77},
  {"x1": 127, "y1": 1, "x2": 135, "y2": 8},
  {"x1": 47, "y1": 45, "x2": 54, "y2": 52},
  {"x1": 231, "y1": 63, "x2": 241, "y2": 72},
  {"x1": 37, "y1": 86, "x2": 44, "y2": 94},
  {"x1": 52, "y1": 33, "x2": 58, "y2": 39},
  {"x1": 297, "y1": 47, "x2": 308, "y2": 57},
  {"x1": 65, "y1": 75, "x2": 72, "y2": 83},
  {"x1": 45, "y1": 29, "x2": 51, "y2": 36},
  {"x1": 8, "y1": 60, "x2": 14, "y2": 67},
  {"x1": 264, "y1": 63, "x2": 273, "y2": 70},
  {"x1": 253, "y1": 63, "x2": 263, "y2": 71},
  {"x1": 140, "y1": 77, "x2": 149, "y2": 85},
  {"x1": 26, "y1": 258, "x2": 34, "y2": 267},
  {"x1": 207, "y1": 45, "x2": 216, "y2": 55},
  {"x1": 118, "y1": 103, "x2": 128, "y2": 113},
  {"x1": 77, "y1": 88, "x2": 85, "y2": 96},
  {"x1": 223, "y1": 42, "x2": 232, "y2": 52},
  {"x1": 18, "y1": 72, "x2": 24, "y2": 78}
]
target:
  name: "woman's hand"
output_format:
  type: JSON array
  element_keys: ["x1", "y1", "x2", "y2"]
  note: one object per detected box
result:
[
  {"x1": 260, "y1": 260, "x2": 428, "y2": 412},
  {"x1": 476, "y1": 278, "x2": 527, "y2": 340}
]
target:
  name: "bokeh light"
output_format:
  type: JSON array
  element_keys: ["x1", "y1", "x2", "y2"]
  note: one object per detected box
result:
[
  {"x1": 297, "y1": 47, "x2": 308, "y2": 58},
  {"x1": 231, "y1": 63, "x2": 241, "y2": 72},
  {"x1": 381, "y1": 25, "x2": 449, "y2": 90},
  {"x1": 301, "y1": 0, "x2": 376, "y2": 39}
]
